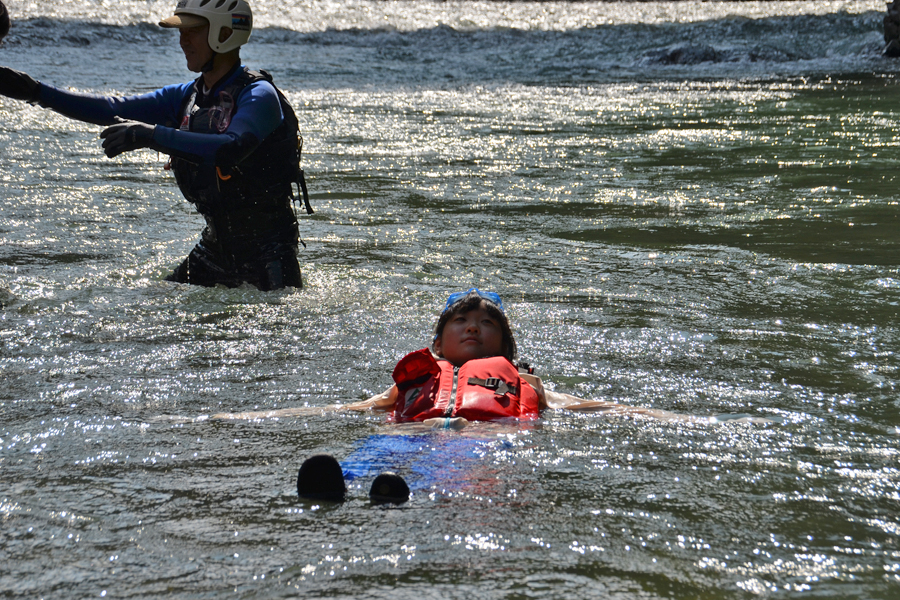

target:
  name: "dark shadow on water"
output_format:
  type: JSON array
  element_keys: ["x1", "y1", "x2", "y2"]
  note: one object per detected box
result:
[
  {"x1": 0, "y1": 250, "x2": 108, "y2": 266},
  {"x1": 554, "y1": 215, "x2": 900, "y2": 266}
]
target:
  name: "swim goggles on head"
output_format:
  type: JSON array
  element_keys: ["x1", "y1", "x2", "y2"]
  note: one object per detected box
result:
[{"x1": 441, "y1": 288, "x2": 505, "y2": 314}]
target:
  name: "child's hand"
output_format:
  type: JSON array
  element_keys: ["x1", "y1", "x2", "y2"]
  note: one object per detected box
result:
[{"x1": 422, "y1": 417, "x2": 469, "y2": 430}]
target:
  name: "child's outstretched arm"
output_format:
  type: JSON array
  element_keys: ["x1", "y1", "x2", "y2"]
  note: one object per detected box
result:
[
  {"x1": 543, "y1": 389, "x2": 712, "y2": 422},
  {"x1": 538, "y1": 382, "x2": 772, "y2": 424},
  {"x1": 525, "y1": 373, "x2": 709, "y2": 422},
  {"x1": 344, "y1": 386, "x2": 399, "y2": 412},
  {"x1": 209, "y1": 387, "x2": 398, "y2": 421}
]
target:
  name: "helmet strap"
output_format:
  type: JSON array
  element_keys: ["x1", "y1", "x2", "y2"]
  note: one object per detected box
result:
[{"x1": 201, "y1": 54, "x2": 217, "y2": 74}]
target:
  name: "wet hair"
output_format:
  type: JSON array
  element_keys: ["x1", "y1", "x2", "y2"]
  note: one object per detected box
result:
[{"x1": 431, "y1": 291, "x2": 517, "y2": 362}]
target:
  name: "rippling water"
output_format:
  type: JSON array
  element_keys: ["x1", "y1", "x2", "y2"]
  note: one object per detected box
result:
[{"x1": 1, "y1": 1, "x2": 899, "y2": 598}]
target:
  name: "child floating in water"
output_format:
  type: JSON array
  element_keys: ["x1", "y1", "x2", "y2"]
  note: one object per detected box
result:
[
  {"x1": 350, "y1": 287, "x2": 541, "y2": 426},
  {"x1": 340, "y1": 288, "x2": 696, "y2": 427},
  {"x1": 213, "y1": 288, "x2": 700, "y2": 426},
  {"x1": 218, "y1": 289, "x2": 746, "y2": 503}
]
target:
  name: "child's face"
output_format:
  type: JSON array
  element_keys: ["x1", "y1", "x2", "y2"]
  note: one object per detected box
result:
[{"x1": 434, "y1": 307, "x2": 505, "y2": 366}]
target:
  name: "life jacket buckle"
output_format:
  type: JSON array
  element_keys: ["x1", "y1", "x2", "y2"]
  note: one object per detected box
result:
[{"x1": 470, "y1": 377, "x2": 515, "y2": 396}]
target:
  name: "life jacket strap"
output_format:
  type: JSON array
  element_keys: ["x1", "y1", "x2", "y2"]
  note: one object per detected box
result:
[
  {"x1": 296, "y1": 168, "x2": 313, "y2": 215},
  {"x1": 467, "y1": 377, "x2": 517, "y2": 396}
]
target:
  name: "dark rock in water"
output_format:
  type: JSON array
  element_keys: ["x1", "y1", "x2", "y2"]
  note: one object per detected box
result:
[
  {"x1": 62, "y1": 34, "x2": 91, "y2": 47},
  {"x1": 1, "y1": 1, "x2": 10, "y2": 44},
  {"x1": 747, "y1": 46, "x2": 792, "y2": 63},
  {"x1": 643, "y1": 43, "x2": 721, "y2": 66}
]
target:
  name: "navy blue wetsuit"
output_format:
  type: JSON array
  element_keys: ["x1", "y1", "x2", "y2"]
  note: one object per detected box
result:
[{"x1": 37, "y1": 65, "x2": 303, "y2": 290}]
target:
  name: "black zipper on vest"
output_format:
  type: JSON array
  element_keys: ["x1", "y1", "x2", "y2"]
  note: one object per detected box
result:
[{"x1": 444, "y1": 365, "x2": 460, "y2": 417}]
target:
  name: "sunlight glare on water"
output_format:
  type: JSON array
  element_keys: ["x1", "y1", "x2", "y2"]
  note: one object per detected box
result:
[{"x1": 1, "y1": 0, "x2": 899, "y2": 598}]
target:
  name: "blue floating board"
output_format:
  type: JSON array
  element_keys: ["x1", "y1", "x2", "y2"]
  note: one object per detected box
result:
[{"x1": 340, "y1": 432, "x2": 510, "y2": 493}]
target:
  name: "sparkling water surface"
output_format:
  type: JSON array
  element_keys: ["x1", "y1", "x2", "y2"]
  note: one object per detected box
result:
[{"x1": 1, "y1": 1, "x2": 899, "y2": 598}]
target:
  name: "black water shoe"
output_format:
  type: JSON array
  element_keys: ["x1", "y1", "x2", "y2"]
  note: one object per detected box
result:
[
  {"x1": 297, "y1": 454, "x2": 346, "y2": 502},
  {"x1": 369, "y1": 472, "x2": 410, "y2": 504}
]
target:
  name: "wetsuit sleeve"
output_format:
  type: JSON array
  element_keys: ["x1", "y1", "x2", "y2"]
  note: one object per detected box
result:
[
  {"x1": 149, "y1": 79, "x2": 283, "y2": 167},
  {"x1": 36, "y1": 83, "x2": 190, "y2": 127}
]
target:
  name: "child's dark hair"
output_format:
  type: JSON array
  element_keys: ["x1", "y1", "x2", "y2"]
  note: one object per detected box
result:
[{"x1": 431, "y1": 290, "x2": 517, "y2": 362}]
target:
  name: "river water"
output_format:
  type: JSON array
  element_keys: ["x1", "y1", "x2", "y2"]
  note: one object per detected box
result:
[{"x1": 1, "y1": 1, "x2": 898, "y2": 598}]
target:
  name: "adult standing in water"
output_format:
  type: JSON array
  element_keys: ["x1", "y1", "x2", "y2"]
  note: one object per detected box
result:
[{"x1": 0, "y1": 0, "x2": 310, "y2": 290}]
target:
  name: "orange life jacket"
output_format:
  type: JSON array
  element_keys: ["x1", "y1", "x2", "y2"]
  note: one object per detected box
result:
[{"x1": 391, "y1": 349, "x2": 540, "y2": 423}]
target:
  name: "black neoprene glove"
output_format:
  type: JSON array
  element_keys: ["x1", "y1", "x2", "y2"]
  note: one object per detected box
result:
[
  {"x1": 1, "y1": 2, "x2": 10, "y2": 44},
  {"x1": 100, "y1": 120, "x2": 157, "y2": 158},
  {"x1": 1, "y1": 2, "x2": 10, "y2": 45},
  {"x1": 0, "y1": 66, "x2": 40, "y2": 102}
]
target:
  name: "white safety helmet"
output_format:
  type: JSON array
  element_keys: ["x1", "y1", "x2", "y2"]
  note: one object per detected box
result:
[{"x1": 159, "y1": 0, "x2": 253, "y2": 54}]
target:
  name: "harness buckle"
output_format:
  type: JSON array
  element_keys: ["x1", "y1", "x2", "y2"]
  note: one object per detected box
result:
[
  {"x1": 484, "y1": 377, "x2": 502, "y2": 389},
  {"x1": 468, "y1": 376, "x2": 517, "y2": 396}
]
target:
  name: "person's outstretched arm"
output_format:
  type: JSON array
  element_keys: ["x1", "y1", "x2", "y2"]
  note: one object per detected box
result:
[
  {"x1": 344, "y1": 386, "x2": 399, "y2": 412},
  {"x1": 0, "y1": 67, "x2": 187, "y2": 126},
  {"x1": 1, "y1": 67, "x2": 282, "y2": 167},
  {"x1": 209, "y1": 386, "x2": 398, "y2": 421},
  {"x1": 543, "y1": 388, "x2": 712, "y2": 422},
  {"x1": 540, "y1": 384, "x2": 772, "y2": 424}
]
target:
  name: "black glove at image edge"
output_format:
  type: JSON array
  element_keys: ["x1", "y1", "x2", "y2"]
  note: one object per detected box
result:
[
  {"x1": 0, "y1": 1, "x2": 10, "y2": 45},
  {"x1": 0, "y1": 66, "x2": 40, "y2": 103}
]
